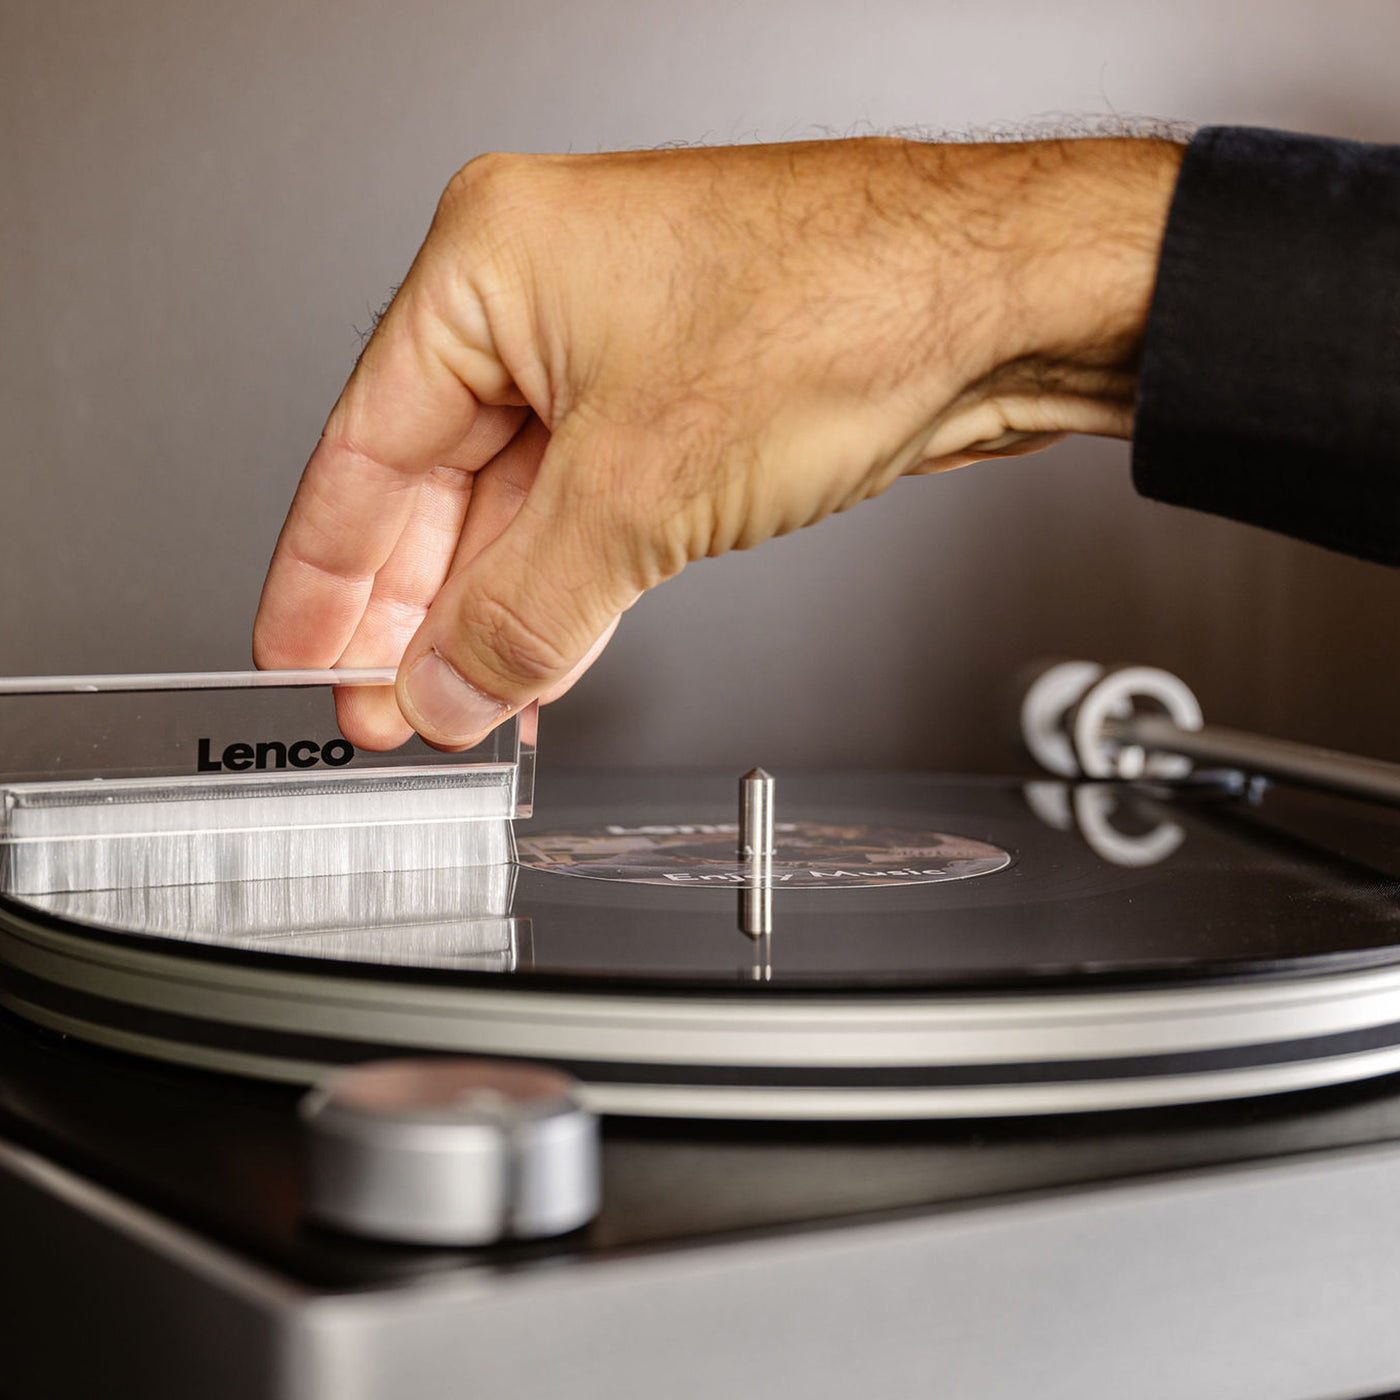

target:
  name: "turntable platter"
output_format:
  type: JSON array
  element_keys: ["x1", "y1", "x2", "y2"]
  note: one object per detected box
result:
[{"x1": 5, "y1": 771, "x2": 1400, "y2": 1119}]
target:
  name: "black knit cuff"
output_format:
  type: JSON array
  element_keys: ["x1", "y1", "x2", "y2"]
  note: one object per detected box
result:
[{"x1": 1132, "y1": 126, "x2": 1400, "y2": 564}]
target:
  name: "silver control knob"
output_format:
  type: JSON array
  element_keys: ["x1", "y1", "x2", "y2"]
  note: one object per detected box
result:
[{"x1": 300, "y1": 1058, "x2": 599, "y2": 1245}]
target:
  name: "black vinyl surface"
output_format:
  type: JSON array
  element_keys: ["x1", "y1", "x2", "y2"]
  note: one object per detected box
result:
[
  {"x1": 12, "y1": 770, "x2": 1400, "y2": 994},
  {"x1": 504, "y1": 771, "x2": 1400, "y2": 988}
]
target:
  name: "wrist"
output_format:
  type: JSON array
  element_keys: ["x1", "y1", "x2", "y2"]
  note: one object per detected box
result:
[
  {"x1": 1013, "y1": 136, "x2": 1185, "y2": 368},
  {"x1": 901, "y1": 136, "x2": 1185, "y2": 445}
]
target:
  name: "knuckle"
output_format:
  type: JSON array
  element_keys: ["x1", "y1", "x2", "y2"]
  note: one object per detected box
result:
[
  {"x1": 607, "y1": 503, "x2": 684, "y2": 588},
  {"x1": 472, "y1": 591, "x2": 574, "y2": 687},
  {"x1": 439, "y1": 151, "x2": 534, "y2": 227},
  {"x1": 592, "y1": 459, "x2": 702, "y2": 586},
  {"x1": 434, "y1": 154, "x2": 554, "y2": 303}
]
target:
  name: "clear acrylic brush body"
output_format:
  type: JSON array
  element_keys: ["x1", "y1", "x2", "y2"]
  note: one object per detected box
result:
[{"x1": 0, "y1": 671, "x2": 534, "y2": 895}]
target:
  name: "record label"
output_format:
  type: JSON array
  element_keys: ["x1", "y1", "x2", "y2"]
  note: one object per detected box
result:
[{"x1": 515, "y1": 821, "x2": 1012, "y2": 887}]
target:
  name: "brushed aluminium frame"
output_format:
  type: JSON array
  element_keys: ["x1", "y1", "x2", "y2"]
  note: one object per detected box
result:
[{"x1": 6, "y1": 1122, "x2": 1400, "y2": 1398}]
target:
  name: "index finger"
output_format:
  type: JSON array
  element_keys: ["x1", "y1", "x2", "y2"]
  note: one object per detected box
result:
[{"x1": 253, "y1": 302, "x2": 487, "y2": 670}]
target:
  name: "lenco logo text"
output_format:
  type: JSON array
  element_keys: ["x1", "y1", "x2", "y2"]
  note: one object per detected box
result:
[{"x1": 196, "y1": 738, "x2": 356, "y2": 772}]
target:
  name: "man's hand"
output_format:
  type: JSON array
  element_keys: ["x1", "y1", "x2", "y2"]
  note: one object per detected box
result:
[{"x1": 253, "y1": 136, "x2": 1183, "y2": 749}]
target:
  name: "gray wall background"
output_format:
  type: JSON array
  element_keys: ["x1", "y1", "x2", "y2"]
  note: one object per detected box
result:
[{"x1": 4, "y1": 0, "x2": 1400, "y2": 772}]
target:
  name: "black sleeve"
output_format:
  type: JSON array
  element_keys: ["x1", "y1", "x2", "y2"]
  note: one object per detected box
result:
[{"x1": 1131, "y1": 126, "x2": 1400, "y2": 564}]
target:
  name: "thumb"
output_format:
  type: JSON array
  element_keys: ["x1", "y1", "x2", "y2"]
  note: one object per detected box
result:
[{"x1": 395, "y1": 445, "x2": 643, "y2": 747}]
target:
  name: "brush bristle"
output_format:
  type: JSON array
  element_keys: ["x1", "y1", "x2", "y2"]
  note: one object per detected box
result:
[
  {"x1": 2, "y1": 767, "x2": 517, "y2": 895},
  {"x1": 27, "y1": 864, "x2": 522, "y2": 969}
]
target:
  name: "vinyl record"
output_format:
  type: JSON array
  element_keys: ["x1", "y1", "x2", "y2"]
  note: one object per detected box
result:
[{"x1": 6, "y1": 772, "x2": 1400, "y2": 1118}]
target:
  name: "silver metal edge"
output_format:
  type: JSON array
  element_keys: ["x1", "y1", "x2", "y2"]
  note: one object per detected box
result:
[
  {"x1": 7, "y1": 902, "x2": 1400, "y2": 1071},
  {"x1": 0, "y1": 668, "x2": 399, "y2": 695},
  {"x1": 8, "y1": 990, "x2": 1400, "y2": 1120}
]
